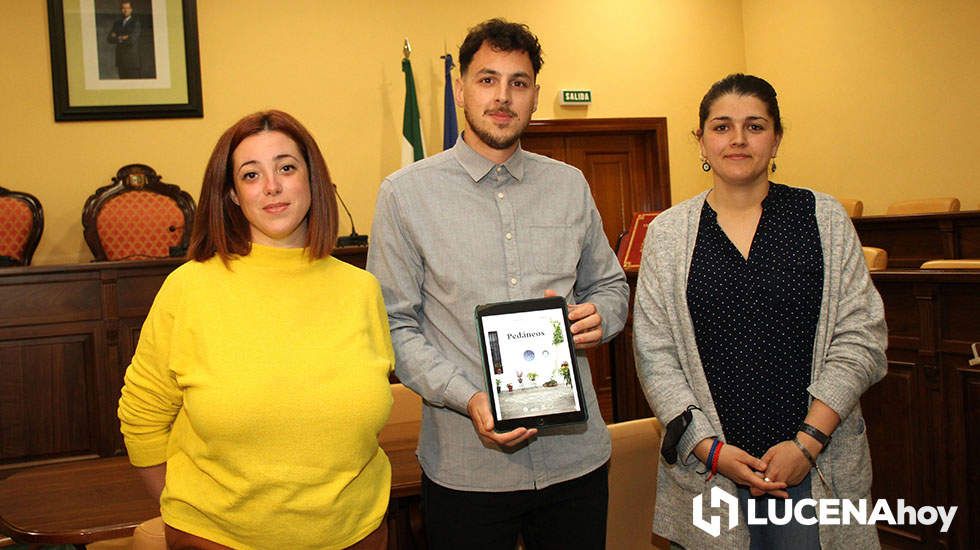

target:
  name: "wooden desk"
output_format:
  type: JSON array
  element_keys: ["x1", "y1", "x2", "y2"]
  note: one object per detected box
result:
[
  {"x1": 0, "y1": 456, "x2": 156, "y2": 544},
  {"x1": 0, "y1": 247, "x2": 367, "y2": 470},
  {"x1": 861, "y1": 269, "x2": 979, "y2": 550},
  {"x1": 0, "y1": 428, "x2": 420, "y2": 546},
  {"x1": 852, "y1": 210, "x2": 980, "y2": 267}
]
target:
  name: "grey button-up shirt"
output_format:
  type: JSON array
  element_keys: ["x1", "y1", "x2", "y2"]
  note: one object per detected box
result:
[{"x1": 368, "y1": 136, "x2": 628, "y2": 491}]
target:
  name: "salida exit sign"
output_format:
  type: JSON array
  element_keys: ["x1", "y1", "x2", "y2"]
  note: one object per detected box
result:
[{"x1": 560, "y1": 89, "x2": 592, "y2": 105}]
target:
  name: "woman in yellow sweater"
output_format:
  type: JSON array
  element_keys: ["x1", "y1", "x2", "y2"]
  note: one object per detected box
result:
[{"x1": 118, "y1": 110, "x2": 394, "y2": 549}]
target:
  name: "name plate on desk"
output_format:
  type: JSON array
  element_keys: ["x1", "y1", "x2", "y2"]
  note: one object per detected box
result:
[{"x1": 617, "y1": 212, "x2": 660, "y2": 272}]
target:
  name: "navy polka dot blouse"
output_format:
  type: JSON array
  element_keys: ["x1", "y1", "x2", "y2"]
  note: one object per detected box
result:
[{"x1": 687, "y1": 183, "x2": 824, "y2": 459}]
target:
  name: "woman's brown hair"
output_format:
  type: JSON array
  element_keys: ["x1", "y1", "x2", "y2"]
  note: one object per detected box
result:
[{"x1": 188, "y1": 110, "x2": 338, "y2": 264}]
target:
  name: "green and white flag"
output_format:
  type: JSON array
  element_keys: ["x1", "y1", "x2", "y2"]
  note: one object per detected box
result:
[{"x1": 401, "y1": 58, "x2": 425, "y2": 167}]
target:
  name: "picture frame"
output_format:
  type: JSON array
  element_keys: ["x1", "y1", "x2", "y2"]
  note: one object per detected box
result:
[{"x1": 47, "y1": 0, "x2": 203, "y2": 121}]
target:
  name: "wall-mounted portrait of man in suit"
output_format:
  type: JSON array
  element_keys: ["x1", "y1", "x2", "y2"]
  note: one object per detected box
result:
[{"x1": 96, "y1": 0, "x2": 156, "y2": 79}]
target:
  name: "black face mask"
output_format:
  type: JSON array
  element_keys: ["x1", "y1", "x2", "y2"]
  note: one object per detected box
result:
[{"x1": 661, "y1": 406, "x2": 699, "y2": 465}]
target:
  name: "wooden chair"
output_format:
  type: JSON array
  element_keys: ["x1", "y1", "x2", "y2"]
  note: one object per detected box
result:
[
  {"x1": 863, "y1": 246, "x2": 888, "y2": 271},
  {"x1": 82, "y1": 164, "x2": 195, "y2": 261},
  {"x1": 837, "y1": 198, "x2": 863, "y2": 218},
  {"x1": 0, "y1": 185, "x2": 43, "y2": 266},
  {"x1": 920, "y1": 259, "x2": 980, "y2": 269},
  {"x1": 886, "y1": 197, "x2": 960, "y2": 215},
  {"x1": 607, "y1": 417, "x2": 669, "y2": 550}
]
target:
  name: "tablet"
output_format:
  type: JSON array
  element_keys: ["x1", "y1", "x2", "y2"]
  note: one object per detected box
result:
[{"x1": 474, "y1": 296, "x2": 589, "y2": 431}]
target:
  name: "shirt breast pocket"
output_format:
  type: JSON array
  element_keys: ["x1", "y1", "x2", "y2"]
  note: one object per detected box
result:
[{"x1": 530, "y1": 224, "x2": 579, "y2": 274}]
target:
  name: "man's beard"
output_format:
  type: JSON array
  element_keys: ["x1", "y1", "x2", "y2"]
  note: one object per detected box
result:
[{"x1": 464, "y1": 109, "x2": 527, "y2": 150}]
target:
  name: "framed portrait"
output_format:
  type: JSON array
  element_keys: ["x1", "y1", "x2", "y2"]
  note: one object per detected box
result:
[{"x1": 47, "y1": 0, "x2": 203, "y2": 121}]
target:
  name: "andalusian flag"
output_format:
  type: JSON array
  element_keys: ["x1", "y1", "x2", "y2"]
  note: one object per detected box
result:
[
  {"x1": 441, "y1": 54, "x2": 458, "y2": 150},
  {"x1": 401, "y1": 58, "x2": 424, "y2": 167}
]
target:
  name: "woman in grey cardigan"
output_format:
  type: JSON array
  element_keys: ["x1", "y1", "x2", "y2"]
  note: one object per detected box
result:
[{"x1": 633, "y1": 74, "x2": 887, "y2": 549}]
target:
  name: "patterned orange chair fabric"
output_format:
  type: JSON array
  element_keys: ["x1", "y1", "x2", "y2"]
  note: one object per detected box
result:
[
  {"x1": 0, "y1": 186, "x2": 44, "y2": 266},
  {"x1": 83, "y1": 164, "x2": 195, "y2": 261}
]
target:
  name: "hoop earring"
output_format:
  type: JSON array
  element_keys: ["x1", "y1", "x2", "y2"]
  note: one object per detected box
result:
[
  {"x1": 771, "y1": 160, "x2": 777, "y2": 173},
  {"x1": 702, "y1": 160, "x2": 711, "y2": 172}
]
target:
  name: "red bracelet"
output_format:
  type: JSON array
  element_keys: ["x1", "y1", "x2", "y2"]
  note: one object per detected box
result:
[{"x1": 707, "y1": 441, "x2": 724, "y2": 480}]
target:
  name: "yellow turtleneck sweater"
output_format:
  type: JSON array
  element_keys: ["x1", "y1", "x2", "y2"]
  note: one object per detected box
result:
[{"x1": 119, "y1": 245, "x2": 394, "y2": 549}]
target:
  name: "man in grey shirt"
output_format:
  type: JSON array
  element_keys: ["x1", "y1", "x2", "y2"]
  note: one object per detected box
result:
[{"x1": 368, "y1": 18, "x2": 628, "y2": 549}]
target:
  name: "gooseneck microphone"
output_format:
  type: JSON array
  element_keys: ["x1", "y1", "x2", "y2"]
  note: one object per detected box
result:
[{"x1": 333, "y1": 183, "x2": 368, "y2": 247}]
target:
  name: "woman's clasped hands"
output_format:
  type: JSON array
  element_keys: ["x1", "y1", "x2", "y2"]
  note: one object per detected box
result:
[{"x1": 700, "y1": 438, "x2": 820, "y2": 498}]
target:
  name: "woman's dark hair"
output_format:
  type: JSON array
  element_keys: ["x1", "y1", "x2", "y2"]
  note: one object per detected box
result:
[
  {"x1": 698, "y1": 73, "x2": 782, "y2": 135},
  {"x1": 188, "y1": 110, "x2": 338, "y2": 265},
  {"x1": 459, "y1": 18, "x2": 543, "y2": 76}
]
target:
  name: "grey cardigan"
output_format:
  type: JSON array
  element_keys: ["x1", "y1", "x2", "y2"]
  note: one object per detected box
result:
[{"x1": 633, "y1": 188, "x2": 887, "y2": 549}]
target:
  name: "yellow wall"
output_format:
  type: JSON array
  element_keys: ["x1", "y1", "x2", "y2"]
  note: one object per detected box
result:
[
  {"x1": 4, "y1": 1, "x2": 977, "y2": 266},
  {"x1": 742, "y1": 0, "x2": 980, "y2": 214},
  {"x1": 3, "y1": 0, "x2": 744, "y2": 265}
]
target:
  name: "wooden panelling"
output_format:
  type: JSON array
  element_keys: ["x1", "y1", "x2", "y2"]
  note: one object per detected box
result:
[
  {"x1": 565, "y1": 135, "x2": 641, "y2": 247},
  {"x1": 0, "y1": 247, "x2": 369, "y2": 470},
  {"x1": 524, "y1": 118, "x2": 671, "y2": 249},
  {"x1": 521, "y1": 134, "x2": 565, "y2": 163},
  {"x1": 113, "y1": 268, "x2": 177, "y2": 318},
  {"x1": 863, "y1": 362, "x2": 929, "y2": 545},
  {"x1": 585, "y1": 343, "x2": 614, "y2": 423},
  {"x1": 961, "y1": 373, "x2": 980, "y2": 550},
  {"x1": 0, "y1": 276, "x2": 101, "y2": 327},
  {"x1": 0, "y1": 324, "x2": 101, "y2": 463},
  {"x1": 940, "y1": 285, "x2": 980, "y2": 343},
  {"x1": 959, "y1": 225, "x2": 980, "y2": 258},
  {"x1": 853, "y1": 211, "x2": 980, "y2": 268},
  {"x1": 875, "y1": 281, "x2": 919, "y2": 338},
  {"x1": 865, "y1": 270, "x2": 979, "y2": 549}
]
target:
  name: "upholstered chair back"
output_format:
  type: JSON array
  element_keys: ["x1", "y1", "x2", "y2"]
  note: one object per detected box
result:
[
  {"x1": 0, "y1": 186, "x2": 43, "y2": 266},
  {"x1": 886, "y1": 197, "x2": 960, "y2": 215},
  {"x1": 920, "y1": 259, "x2": 980, "y2": 269},
  {"x1": 862, "y1": 246, "x2": 888, "y2": 271},
  {"x1": 607, "y1": 417, "x2": 669, "y2": 549},
  {"x1": 837, "y1": 198, "x2": 863, "y2": 218},
  {"x1": 83, "y1": 164, "x2": 195, "y2": 261}
]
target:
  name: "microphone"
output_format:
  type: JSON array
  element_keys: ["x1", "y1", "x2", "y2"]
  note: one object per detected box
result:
[{"x1": 333, "y1": 183, "x2": 368, "y2": 247}]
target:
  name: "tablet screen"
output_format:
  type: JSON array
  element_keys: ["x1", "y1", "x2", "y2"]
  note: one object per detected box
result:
[{"x1": 475, "y1": 297, "x2": 588, "y2": 430}]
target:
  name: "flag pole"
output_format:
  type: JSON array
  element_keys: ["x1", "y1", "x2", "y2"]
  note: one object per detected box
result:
[
  {"x1": 440, "y1": 51, "x2": 458, "y2": 150},
  {"x1": 401, "y1": 38, "x2": 424, "y2": 166}
]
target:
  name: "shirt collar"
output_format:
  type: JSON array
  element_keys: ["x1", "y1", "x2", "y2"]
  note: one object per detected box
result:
[
  {"x1": 452, "y1": 133, "x2": 526, "y2": 183},
  {"x1": 702, "y1": 182, "x2": 780, "y2": 219}
]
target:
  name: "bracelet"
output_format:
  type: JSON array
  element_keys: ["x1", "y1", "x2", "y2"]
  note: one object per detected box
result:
[
  {"x1": 791, "y1": 436, "x2": 817, "y2": 466},
  {"x1": 699, "y1": 438, "x2": 719, "y2": 475},
  {"x1": 792, "y1": 436, "x2": 830, "y2": 489},
  {"x1": 798, "y1": 422, "x2": 832, "y2": 449},
  {"x1": 707, "y1": 441, "x2": 724, "y2": 481},
  {"x1": 706, "y1": 439, "x2": 720, "y2": 468}
]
